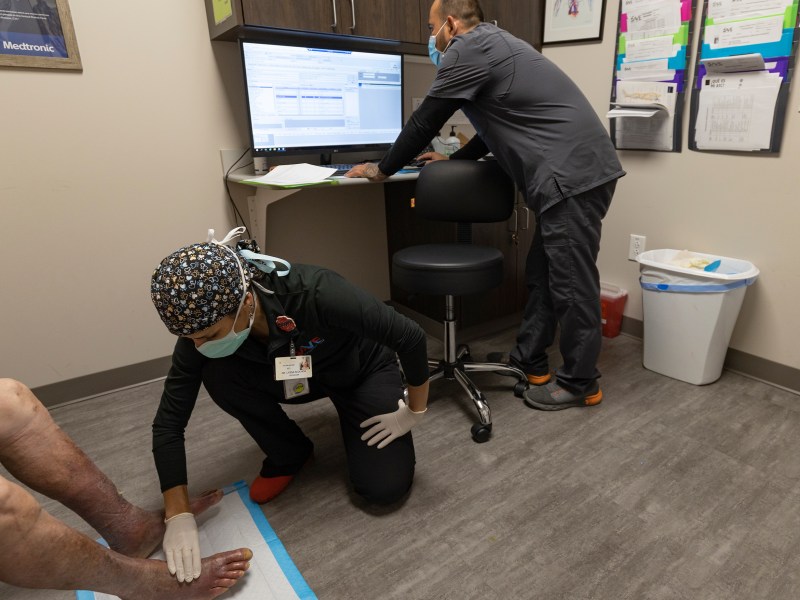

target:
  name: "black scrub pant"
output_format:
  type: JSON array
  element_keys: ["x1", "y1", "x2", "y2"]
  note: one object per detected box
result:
[
  {"x1": 201, "y1": 356, "x2": 415, "y2": 505},
  {"x1": 510, "y1": 180, "x2": 616, "y2": 394}
]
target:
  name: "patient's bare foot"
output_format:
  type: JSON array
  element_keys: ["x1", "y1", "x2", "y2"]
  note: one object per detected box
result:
[
  {"x1": 106, "y1": 489, "x2": 223, "y2": 558},
  {"x1": 119, "y1": 548, "x2": 252, "y2": 600}
]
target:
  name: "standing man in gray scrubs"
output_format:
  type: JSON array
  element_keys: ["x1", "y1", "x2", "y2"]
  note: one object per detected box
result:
[{"x1": 347, "y1": 0, "x2": 625, "y2": 410}]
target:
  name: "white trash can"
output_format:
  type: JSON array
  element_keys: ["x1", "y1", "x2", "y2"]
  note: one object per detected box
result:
[{"x1": 638, "y1": 249, "x2": 759, "y2": 385}]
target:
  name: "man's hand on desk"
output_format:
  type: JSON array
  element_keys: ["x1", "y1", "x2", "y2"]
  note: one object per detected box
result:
[
  {"x1": 415, "y1": 151, "x2": 448, "y2": 164},
  {"x1": 345, "y1": 163, "x2": 388, "y2": 182}
]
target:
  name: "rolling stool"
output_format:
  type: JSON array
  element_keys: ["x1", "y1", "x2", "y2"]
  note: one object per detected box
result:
[{"x1": 392, "y1": 160, "x2": 528, "y2": 442}]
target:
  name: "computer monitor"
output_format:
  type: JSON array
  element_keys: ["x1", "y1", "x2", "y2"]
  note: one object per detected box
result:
[{"x1": 240, "y1": 39, "x2": 404, "y2": 163}]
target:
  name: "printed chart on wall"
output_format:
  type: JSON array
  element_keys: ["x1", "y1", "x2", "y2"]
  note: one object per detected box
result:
[
  {"x1": 608, "y1": 0, "x2": 696, "y2": 151},
  {"x1": 689, "y1": 0, "x2": 799, "y2": 152}
]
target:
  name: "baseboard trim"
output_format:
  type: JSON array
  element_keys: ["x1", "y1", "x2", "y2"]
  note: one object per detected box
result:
[
  {"x1": 620, "y1": 315, "x2": 644, "y2": 339},
  {"x1": 32, "y1": 356, "x2": 172, "y2": 409},
  {"x1": 32, "y1": 314, "x2": 798, "y2": 408},
  {"x1": 621, "y1": 316, "x2": 799, "y2": 395}
]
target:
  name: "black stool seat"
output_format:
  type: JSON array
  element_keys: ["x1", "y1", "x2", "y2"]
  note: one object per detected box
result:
[{"x1": 393, "y1": 244, "x2": 504, "y2": 296}]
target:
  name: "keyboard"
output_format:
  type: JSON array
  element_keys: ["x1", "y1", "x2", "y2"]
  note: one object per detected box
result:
[
  {"x1": 326, "y1": 163, "x2": 360, "y2": 176},
  {"x1": 327, "y1": 162, "x2": 423, "y2": 177}
]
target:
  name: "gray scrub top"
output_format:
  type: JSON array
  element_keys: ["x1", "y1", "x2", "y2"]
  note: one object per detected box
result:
[{"x1": 429, "y1": 23, "x2": 625, "y2": 215}]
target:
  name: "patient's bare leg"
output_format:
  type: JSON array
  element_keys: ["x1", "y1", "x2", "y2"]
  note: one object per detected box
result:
[
  {"x1": 0, "y1": 378, "x2": 219, "y2": 558},
  {"x1": 0, "y1": 474, "x2": 251, "y2": 599}
]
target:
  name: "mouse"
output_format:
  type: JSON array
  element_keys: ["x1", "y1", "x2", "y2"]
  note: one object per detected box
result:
[{"x1": 408, "y1": 159, "x2": 428, "y2": 168}]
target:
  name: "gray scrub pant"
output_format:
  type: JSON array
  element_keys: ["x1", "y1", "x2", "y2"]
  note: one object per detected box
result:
[{"x1": 510, "y1": 179, "x2": 617, "y2": 394}]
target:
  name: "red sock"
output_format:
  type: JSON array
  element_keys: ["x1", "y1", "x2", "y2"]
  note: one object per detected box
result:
[
  {"x1": 250, "y1": 455, "x2": 313, "y2": 504},
  {"x1": 249, "y1": 474, "x2": 295, "y2": 504}
]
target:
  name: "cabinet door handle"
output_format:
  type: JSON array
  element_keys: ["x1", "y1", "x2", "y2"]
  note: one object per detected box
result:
[
  {"x1": 520, "y1": 207, "x2": 530, "y2": 230},
  {"x1": 349, "y1": 0, "x2": 356, "y2": 32},
  {"x1": 508, "y1": 208, "x2": 518, "y2": 233},
  {"x1": 490, "y1": 19, "x2": 498, "y2": 26},
  {"x1": 331, "y1": 0, "x2": 338, "y2": 30}
]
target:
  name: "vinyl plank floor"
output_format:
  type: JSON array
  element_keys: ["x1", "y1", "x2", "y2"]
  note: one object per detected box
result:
[{"x1": 2, "y1": 328, "x2": 799, "y2": 599}]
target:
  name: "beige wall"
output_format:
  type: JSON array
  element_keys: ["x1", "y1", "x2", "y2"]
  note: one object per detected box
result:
[
  {"x1": 2, "y1": 1, "x2": 797, "y2": 390},
  {"x1": 1, "y1": 2, "x2": 243, "y2": 387},
  {"x1": 1, "y1": 1, "x2": 392, "y2": 388}
]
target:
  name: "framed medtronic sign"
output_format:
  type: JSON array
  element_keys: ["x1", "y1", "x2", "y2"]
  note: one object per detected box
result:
[{"x1": 0, "y1": 0, "x2": 81, "y2": 70}]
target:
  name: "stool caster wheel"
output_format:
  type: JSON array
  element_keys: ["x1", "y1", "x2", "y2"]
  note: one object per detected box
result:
[
  {"x1": 471, "y1": 422, "x2": 492, "y2": 443},
  {"x1": 513, "y1": 381, "x2": 528, "y2": 398}
]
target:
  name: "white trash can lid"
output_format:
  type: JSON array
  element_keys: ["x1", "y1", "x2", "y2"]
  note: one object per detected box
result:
[{"x1": 637, "y1": 249, "x2": 759, "y2": 282}]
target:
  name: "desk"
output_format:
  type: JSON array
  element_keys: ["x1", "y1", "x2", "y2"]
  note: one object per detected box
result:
[{"x1": 228, "y1": 171, "x2": 419, "y2": 252}]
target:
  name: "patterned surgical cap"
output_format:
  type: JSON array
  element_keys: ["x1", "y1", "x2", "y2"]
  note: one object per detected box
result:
[{"x1": 151, "y1": 242, "x2": 251, "y2": 336}]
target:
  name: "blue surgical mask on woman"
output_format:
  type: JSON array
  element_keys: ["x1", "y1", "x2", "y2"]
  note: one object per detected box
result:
[
  {"x1": 197, "y1": 293, "x2": 255, "y2": 359},
  {"x1": 428, "y1": 21, "x2": 447, "y2": 67}
]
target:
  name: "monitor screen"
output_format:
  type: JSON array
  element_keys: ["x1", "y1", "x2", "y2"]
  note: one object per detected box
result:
[{"x1": 240, "y1": 40, "x2": 404, "y2": 160}]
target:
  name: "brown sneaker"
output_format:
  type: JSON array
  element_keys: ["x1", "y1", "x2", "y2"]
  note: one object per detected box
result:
[{"x1": 523, "y1": 381, "x2": 602, "y2": 411}]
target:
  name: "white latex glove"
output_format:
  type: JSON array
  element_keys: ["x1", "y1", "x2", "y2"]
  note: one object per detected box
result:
[
  {"x1": 163, "y1": 512, "x2": 201, "y2": 583},
  {"x1": 360, "y1": 399, "x2": 426, "y2": 449}
]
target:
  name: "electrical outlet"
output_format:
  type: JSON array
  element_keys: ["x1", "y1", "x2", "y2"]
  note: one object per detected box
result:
[{"x1": 629, "y1": 234, "x2": 646, "y2": 261}]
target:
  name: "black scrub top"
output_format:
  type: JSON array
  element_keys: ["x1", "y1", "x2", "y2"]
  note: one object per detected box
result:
[{"x1": 151, "y1": 264, "x2": 429, "y2": 491}]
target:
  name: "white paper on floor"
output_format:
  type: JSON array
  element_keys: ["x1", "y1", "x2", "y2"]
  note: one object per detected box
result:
[{"x1": 76, "y1": 481, "x2": 316, "y2": 600}]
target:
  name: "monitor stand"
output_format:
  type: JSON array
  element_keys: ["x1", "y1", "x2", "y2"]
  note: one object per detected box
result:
[{"x1": 320, "y1": 153, "x2": 333, "y2": 166}]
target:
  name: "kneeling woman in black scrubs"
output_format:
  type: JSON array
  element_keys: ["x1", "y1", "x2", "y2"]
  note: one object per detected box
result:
[{"x1": 150, "y1": 227, "x2": 429, "y2": 583}]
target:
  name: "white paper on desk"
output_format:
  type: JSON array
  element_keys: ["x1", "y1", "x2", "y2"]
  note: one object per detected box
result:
[
  {"x1": 78, "y1": 485, "x2": 316, "y2": 600},
  {"x1": 248, "y1": 163, "x2": 337, "y2": 185},
  {"x1": 625, "y1": 36, "x2": 681, "y2": 62},
  {"x1": 708, "y1": 0, "x2": 792, "y2": 23},
  {"x1": 701, "y1": 53, "x2": 766, "y2": 73},
  {"x1": 705, "y1": 15, "x2": 783, "y2": 50},
  {"x1": 695, "y1": 72, "x2": 781, "y2": 150}
]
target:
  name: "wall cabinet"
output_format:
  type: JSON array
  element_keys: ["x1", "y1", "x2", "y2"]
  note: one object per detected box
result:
[
  {"x1": 240, "y1": 0, "x2": 339, "y2": 36},
  {"x1": 206, "y1": 0, "x2": 428, "y2": 46},
  {"x1": 242, "y1": 0, "x2": 424, "y2": 42},
  {"x1": 480, "y1": 0, "x2": 544, "y2": 51},
  {"x1": 205, "y1": 0, "x2": 543, "y2": 51}
]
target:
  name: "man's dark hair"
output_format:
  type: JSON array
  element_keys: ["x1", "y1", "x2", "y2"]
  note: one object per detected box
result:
[{"x1": 437, "y1": 0, "x2": 484, "y2": 26}]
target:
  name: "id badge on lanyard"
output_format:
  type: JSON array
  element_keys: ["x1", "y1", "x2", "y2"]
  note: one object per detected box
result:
[{"x1": 275, "y1": 340, "x2": 311, "y2": 399}]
